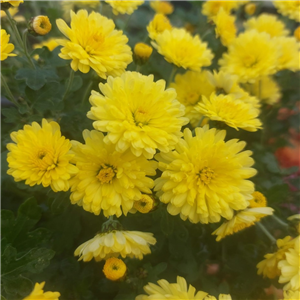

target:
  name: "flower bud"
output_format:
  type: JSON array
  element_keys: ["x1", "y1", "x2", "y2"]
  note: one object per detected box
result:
[
  {"x1": 133, "y1": 42, "x2": 153, "y2": 65},
  {"x1": 294, "y1": 26, "x2": 300, "y2": 41},
  {"x1": 133, "y1": 194, "x2": 155, "y2": 213},
  {"x1": 28, "y1": 15, "x2": 52, "y2": 36},
  {"x1": 150, "y1": 1, "x2": 174, "y2": 15},
  {"x1": 245, "y1": 3, "x2": 256, "y2": 15},
  {"x1": 103, "y1": 258, "x2": 127, "y2": 281}
]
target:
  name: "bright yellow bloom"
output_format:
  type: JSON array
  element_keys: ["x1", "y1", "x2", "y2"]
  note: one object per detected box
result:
[
  {"x1": 61, "y1": 0, "x2": 100, "y2": 21},
  {"x1": 74, "y1": 230, "x2": 156, "y2": 261},
  {"x1": 219, "y1": 30, "x2": 280, "y2": 83},
  {"x1": 69, "y1": 130, "x2": 156, "y2": 217},
  {"x1": 202, "y1": 0, "x2": 240, "y2": 19},
  {"x1": 212, "y1": 8, "x2": 236, "y2": 46},
  {"x1": 1, "y1": 29, "x2": 16, "y2": 61},
  {"x1": 103, "y1": 258, "x2": 126, "y2": 281},
  {"x1": 245, "y1": 2, "x2": 256, "y2": 15},
  {"x1": 31, "y1": 16, "x2": 52, "y2": 36},
  {"x1": 170, "y1": 71, "x2": 214, "y2": 127},
  {"x1": 136, "y1": 276, "x2": 232, "y2": 300},
  {"x1": 105, "y1": 0, "x2": 144, "y2": 15},
  {"x1": 195, "y1": 93, "x2": 262, "y2": 132},
  {"x1": 294, "y1": 26, "x2": 300, "y2": 41},
  {"x1": 273, "y1": 1, "x2": 300, "y2": 22},
  {"x1": 249, "y1": 191, "x2": 267, "y2": 208},
  {"x1": 152, "y1": 28, "x2": 213, "y2": 71},
  {"x1": 244, "y1": 14, "x2": 289, "y2": 37},
  {"x1": 23, "y1": 282, "x2": 60, "y2": 300},
  {"x1": 56, "y1": 10, "x2": 132, "y2": 79},
  {"x1": 147, "y1": 13, "x2": 172, "y2": 40},
  {"x1": 7, "y1": 119, "x2": 78, "y2": 192},
  {"x1": 278, "y1": 236, "x2": 300, "y2": 291},
  {"x1": 154, "y1": 126, "x2": 257, "y2": 224},
  {"x1": 150, "y1": 1, "x2": 174, "y2": 15},
  {"x1": 275, "y1": 36, "x2": 300, "y2": 72},
  {"x1": 257, "y1": 236, "x2": 296, "y2": 279},
  {"x1": 0, "y1": 0, "x2": 23, "y2": 9},
  {"x1": 33, "y1": 38, "x2": 59, "y2": 51},
  {"x1": 87, "y1": 71, "x2": 188, "y2": 159},
  {"x1": 133, "y1": 194, "x2": 154, "y2": 213},
  {"x1": 133, "y1": 43, "x2": 153, "y2": 64},
  {"x1": 212, "y1": 207, "x2": 274, "y2": 241},
  {"x1": 282, "y1": 289, "x2": 300, "y2": 300}
]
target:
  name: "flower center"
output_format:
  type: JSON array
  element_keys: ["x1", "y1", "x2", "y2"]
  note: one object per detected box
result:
[
  {"x1": 215, "y1": 87, "x2": 226, "y2": 96},
  {"x1": 85, "y1": 32, "x2": 105, "y2": 54},
  {"x1": 186, "y1": 92, "x2": 200, "y2": 105},
  {"x1": 244, "y1": 54, "x2": 257, "y2": 67},
  {"x1": 198, "y1": 167, "x2": 215, "y2": 185},
  {"x1": 34, "y1": 148, "x2": 57, "y2": 171},
  {"x1": 97, "y1": 165, "x2": 116, "y2": 184},
  {"x1": 133, "y1": 107, "x2": 150, "y2": 127}
]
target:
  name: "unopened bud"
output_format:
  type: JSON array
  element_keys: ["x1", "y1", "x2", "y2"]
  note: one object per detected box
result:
[
  {"x1": 28, "y1": 15, "x2": 52, "y2": 36},
  {"x1": 133, "y1": 43, "x2": 153, "y2": 65},
  {"x1": 245, "y1": 3, "x2": 256, "y2": 15}
]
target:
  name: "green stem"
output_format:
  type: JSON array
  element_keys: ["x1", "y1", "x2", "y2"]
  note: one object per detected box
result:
[
  {"x1": 123, "y1": 14, "x2": 132, "y2": 32},
  {"x1": 136, "y1": 64, "x2": 141, "y2": 72},
  {"x1": 62, "y1": 70, "x2": 75, "y2": 101},
  {"x1": 1, "y1": 74, "x2": 20, "y2": 108},
  {"x1": 201, "y1": 28, "x2": 212, "y2": 40},
  {"x1": 192, "y1": 116, "x2": 206, "y2": 135},
  {"x1": 6, "y1": 9, "x2": 23, "y2": 49},
  {"x1": 81, "y1": 80, "x2": 93, "y2": 107},
  {"x1": 167, "y1": 65, "x2": 178, "y2": 86},
  {"x1": 22, "y1": 30, "x2": 35, "y2": 69},
  {"x1": 257, "y1": 222, "x2": 276, "y2": 243},
  {"x1": 272, "y1": 215, "x2": 289, "y2": 227}
]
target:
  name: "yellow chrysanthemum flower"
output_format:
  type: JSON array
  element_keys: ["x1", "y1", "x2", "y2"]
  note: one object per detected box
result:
[
  {"x1": 170, "y1": 71, "x2": 214, "y2": 127},
  {"x1": 278, "y1": 236, "x2": 300, "y2": 291},
  {"x1": 147, "y1": 13, "x2": 172, "y2": 40},
  {"x1": 103, "y1": 257, "x2": 127, "y2": 281},
  {"x1": 30, "y1": 15, "x2": 52, "y2": 36},
  {"x1": 202, "y1": 0, "x2": 240, "y2": 19},
  {"x1": 87, "y1": 71, "x2": 188, "y2": 159},
  {"x1": 133, "y1": 42, "x2": 153, "y2": 64},
  {"x1": 294, "y1": 26, "x2": 300, "y2": 41},
  {"x1": 56, "y1": 10, "x2": 132, "y2": 79},
  {"x1": 257, "y1": 236, "x2": 296, "y2": 279},
  {"x1": 69, "y1": 130, "x2": 156, "y2": 217},
  {"x1": 1, "y1": 29, "x2": 16, "y2": 61},
  {"x1": 245, "y1": 2, "x2": 256, "y2": 15},
  {"x1": 61, "y1": 0, "x2": 100, "y2": 21},
  {"x1": 136, "y1": 276, "x2": 232, "y2": 300},
  {"x1": 249, "y1": 191, "x2": 267, "y2": 208},
  {"x1": 244, "y1": 14, "x2": 290, "y2": 37},
  {"x1": 212, "y1": 7, "x2": 237, "y2": 46},
  {"x1": 7, "y1": 119, "x2": 78, "y2": 192},
  {"x1": 0, "y1": 0, "x2": 23, "y2": 9},
  {"x1": 247, "y1": 76, "x2": 281, "y2": 105},
  {"x1": 195, "y1": 93, "x2": 262, "y2": 132},
  {"x1": 219, "y1": 30, "x2": 280, "y2": 83},
  {"x1": 105, "y1": 0, "x2": 144, "y2": 15},
  {"x1": 23, "y1": 282, "x2": 60, "y2": 300},
  {"x1": 154, "y1": 126, "x2": 257, "y2": 224},
  {"x1": 282, "y1": 289, "x2": 300, "y2": 300},
  {"x1": 74, "y1": 230, "x2": 156, "y2": 261},
  {"x1": 212, "y1": 207, "x2": 274, "y2": 241},
  {"x1": 33, "y1": 38, "x2": 59, "y2": 52},
  {"x1": 275, "y1": 36, "x2": 300, "y2": 72},
  {"x1": 150, "y1": 1, "x2": 174, "y2": 15},
  {"x1": 133, "y1": 194, "x2": 154, "y2": 213},
  {"x1": 273, "y1": 1, "x2": 300, "y2": 22},
  {"x1": 152, "y1": 28, "x2": 214, "y2": 71}
]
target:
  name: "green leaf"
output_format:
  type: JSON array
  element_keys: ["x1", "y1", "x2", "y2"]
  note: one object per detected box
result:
[
  {"x1": 2, "y1": 275, "x2": 33, "y2": 297},
  {"x1": 70, "y1": 76, "x2": 83, "y2": 92},
  {"x1": 160, "y1": 209, "x2": 174, "y2": 236},
  {"x1": 265, "y1": 184, "x2": 290, "y2": 204}
]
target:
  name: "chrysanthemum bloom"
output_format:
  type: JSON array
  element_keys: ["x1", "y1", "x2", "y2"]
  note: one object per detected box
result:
[
  {"x1": 0, "y1": 0, "x2": 23, "y2": 9},
  {"x1": 7, "y1": 119, "x2": 78, "y2": 192},
  {"x1": 133, "y1": 194, "x2": 154, "y2": 213},
  {"x1": 74, "y1": 230, "x2": 157, "y2": 261},
  {"x1": 87, "y1": 71, "x2": 187, "y2": 159},
  {"x1": 150, "y1": 1, "x2": 174, "y2": 15},
  {"x1": 152, "y1": 28, "x2": 214, "y2": 71},
  {"x1": 29, "y1": 16, "x2": 52, "y2": 36},
  {"x1": 273, "y1": 1, "x2": 300, "y2": 22},
  {"x1": 249, "y1": 191, "x2": 267, "y2": 208},
  {"x1": 202, "y1": 0, "x2": 240, "y2": 19},
  {"x1": 147, "y1": 13, "x2": 172, "y2": 40},
  {"x1": 246, "y1": 76, "x2": 281, "y2": 105},
  {"x1": 1, "y1": 29, "x2": 16, "y2": 61},
  {"x1": 245, "y1": 2, "x2": 256, "y2": 15},
  {"x1": 278, "y1": 236, "x2": 300, "y2": 291},
  {"x1": 61, "y1": 0, "x2": 100, "y2": 21},
  {"x1": 275, "y1": 37, "x2": 300, "y2": 72},
  {"x1": 195, "y1": 93, "x2": 262, "y2": 132},
  {"x1": 282, "y1": 290, "x2": 300, "y2": 300},
  {"x1": 103, "y1": 257, "x2": 126, "y2": 281},
  {"x1": 169, "y1": 71, "x2": 214, "y2": 126},
  {"x1": 212, "y1": 206, "x2": 274, "y2": 241},
  {"x1": 105, "y1": 0, "x2": 144, "y2": 15},
  {"x1": 70, "y1": 130, "x2": 156, "y2": 217},
  {"x1": 294, "y1": 27, "x2": 300, "y2": 41},
  {"x1": 136, "y1": 276, "x2": 232, "y2": 300},
  {"x1": 56, "y1": 10, "x2": 132, "y2": 79},
  {"x1": 212, "y1": 8, "x2": 236, "y2": 46},
  {"x1": 219, "y1": 30, "x2": 280, "y2": 83},
  {"x1": 257, "y1": 236, "x2": 296, "y2": 279},
  {"x1": 154, "y1": 126, "x2": 257, "y2": 224},
  {"x1": 133, "y1": 43, "x2": 153, "y2": 64},
  {"x1": 244, "y1": 14, "x2": 289, "y2": 37},
  {"x1": 23, "y1": 282, "x2": 60, "y2": 300}
]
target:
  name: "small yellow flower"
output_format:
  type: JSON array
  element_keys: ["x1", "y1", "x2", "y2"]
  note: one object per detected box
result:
[
  {"x1": 1, "y1": 29, "x2": 16, "y2": 61},
  {"x1": 133, "y1": 194, "x2": 154, "y2": 213},
  {"x1": 0, "y1": 0, "x2": 23, "y2": 9},
  {"x1": 23, "y1": 282, "x2": 60, "y2": 300},
  {"x1": 245, "y1": 3, "x2": 256, "y2": 15},
  {"x1": 103, "y1": 258, "x2": 127, "y2": 281},
  {"x1": 133, "y1": 43, "x2": 153, "y2": 64},
  {"x1": 294, "y1": 26, "x2": 300, "y2": 41},
  {"x1": 202, "y1": 0, "x2": 240, "y2": 19},
  {"x1": 31, "y1": 15, "x2": 52, "y2": 36},
  {"x1": 249, "y1": 191, "x2": 267, "y2": 208},
  {"x1": 33, "y1": 38, "x2": 59, "y2": 51},
  {"x1": 147, "y1": 13, "x2": 172, "y2": 40},
  {"x1": 273, "y1": 1, "x2": 300, "y2": 22},
  {"x1": 150, "y1": 1, "x2": 174, "y2": 15},
  {"x1": 105, "y1": 0, "x2": 144, "y2": 15}
]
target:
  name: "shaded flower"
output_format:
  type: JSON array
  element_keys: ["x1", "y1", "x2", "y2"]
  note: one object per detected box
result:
[
  {"x1": 105, "y1": 0, "x2": 144, "y2": 15},
  {"x1": 1, "y1": 28, "x2": 16, "y2": 61},
  {"x1": 150, "y1": 1, "x2": 174, "y2": 15},
  {"x1": 202, "y1": 0, "x2": 240, "y2": 19},
  {"x1": 103, "y1": 257, "x2": 126, "y2": 281},
  {"x1": 147, "y1": 13, "x2": 172, "y2": 40},
  {"x1": 273, "y1": 1, "x2": 300, "y2": 22},
  {"x1": 294, "y1": 26, "x2": 300, "y2": 41},
  {"x1": 61, "y1": 0, "x2": 100, "y2": 21},
  {"x1": 23, "y1": 282, "x2": 60, "y2": 300},
  {"x1": 245, "y1": 2, "x2": 256, "y2": 15},
  {"x1": 282, "y1": 289, "x2": 300, "y2": 300}
]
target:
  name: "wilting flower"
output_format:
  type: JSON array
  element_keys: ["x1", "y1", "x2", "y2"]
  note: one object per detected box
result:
[
  {"x1": 23, "y1": 282, "x2": 60, "y2": 300},
  {"x1": 219, "y1": 30, "x2": 280, "y2": 83},
  {"x1": 150, "y1": 1, "x2": 174, "y2": 15},
  {"x1": 202, "y1": 0, "x2": 240, "y2": 19},
  {"x1": 69, "y1": 130, "x2": 156, "y2": 217},
  {"x1": 7, "y1": 119, "x2": 78, "y2": 192},
  {"x1": 87, "y1": 71, "x2": 187, "y2": 159},
  {"x1": 103, "y1": 258, "x2": 127, "y2": 281},
  {"x1": 273, "y1": 1, "x2": 300, "y2": 22},
  {"x1": 152, "y1": 28, "x2": 213, "y2": 71},
  {"x1": 56, "y1": 10, "x2": 132, "y2": 79},
  {"x1": 154, "y1": 126, "x2": 257, "y2": 224},
  {"x1": 147, "y1": 13, "x2": 172, "y2": 40},
  {"x1": 245, "y1": 2, "x2": 256, "y2": 15},
  {"x1": 1, "y1": 29, "x2": 16, "y2": 61},
  {"x1": 133, "y1": 194, "x2": 155, "y2": 213},
  {"x1": 105, "y1": 0, "x2": 144, "y2": 15},
  {"x1": 133, "y1": 42, "x2": 153, "y2": 64},
  {"x1": 136, "y1": 276, "x2": 232, "y2": 300},
  {"x1": 74, "y1": 230, "x2": 156, "y2": 261}
]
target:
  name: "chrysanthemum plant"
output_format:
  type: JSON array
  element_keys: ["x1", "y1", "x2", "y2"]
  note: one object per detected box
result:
[{"x1": 1, "y1": 1, "x2": 299, "y2": 300}]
